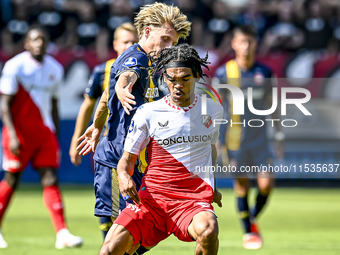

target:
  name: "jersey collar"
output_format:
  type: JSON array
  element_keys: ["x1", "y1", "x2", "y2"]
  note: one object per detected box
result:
[{"x1": 164, "y1": 94, "x2": 198, "y2": 112}]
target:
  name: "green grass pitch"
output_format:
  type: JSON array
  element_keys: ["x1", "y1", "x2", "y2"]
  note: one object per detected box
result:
[{"x1": 1, "y1": 186, "x2": 339, "y2": 255}]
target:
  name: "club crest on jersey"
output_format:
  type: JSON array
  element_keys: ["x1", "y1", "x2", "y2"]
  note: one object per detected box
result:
[
  {"x1": 201, "y1": 115, "x2": 212, "y2": 128},
  {"x1": 158, "y1": 120, "x2": 169, "y2": 130},
  {"x1": 123, "y1": 57, "x2": 137, "y2": 67}
]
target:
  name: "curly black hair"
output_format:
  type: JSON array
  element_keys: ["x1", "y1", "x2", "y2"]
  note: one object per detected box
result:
[{"x1": 148, "y1": 43, "x2": 211, "y2": 80}]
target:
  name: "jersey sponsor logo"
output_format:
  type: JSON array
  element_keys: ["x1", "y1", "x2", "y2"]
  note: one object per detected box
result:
[
  {"x1": 158, "y1": 120, "x2": 169, "y2": 130},
  {"x1": 201, "y1": 115, "x2": 212, "y2": 128},
  {"x1": 126, "y1": 203, "x2": 141, "y2": 213},
  {"x1": 145, "y1": 87, "x2": 159, "y2": 98},
  {"x1": 128, "y1": 120, "x2": 135, "y2": 133},
  {"x1": 123, "y1": 57, "x2": 137, "y2": 67},
  {"x1": 157, "y1": 134, "x2": 214, "y2": 146}
]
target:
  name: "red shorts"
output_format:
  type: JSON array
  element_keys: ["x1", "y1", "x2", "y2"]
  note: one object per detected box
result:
[
  {"x1": 114, "y1": 189, "x2": 215, "y2": 247},
  {"x1": 2, "y1": 131, "x2": 59, "y2": 173}
]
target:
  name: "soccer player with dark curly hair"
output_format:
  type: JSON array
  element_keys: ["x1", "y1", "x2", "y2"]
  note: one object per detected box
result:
[{"x1": 98, "y1": 43, "x2": 223, "y2": 255}]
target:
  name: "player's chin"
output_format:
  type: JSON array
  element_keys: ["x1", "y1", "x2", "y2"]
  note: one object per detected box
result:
[{"x1": 172, "y1": 92, "x2": 185, "y2": 101}]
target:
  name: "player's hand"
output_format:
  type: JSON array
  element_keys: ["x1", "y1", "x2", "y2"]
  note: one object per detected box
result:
[
  {"x1": 9, "y1": 135, "x2": 20, "y2": 157},
  {"x1": 118, "y1": 171, "x2": 140, "y2": 204},
  {"x1": 77, "y1": 124, "x2": 101, "y2": 156},
  {"x1": 213, "y1": 189, "x2": 222, "y2": 208},
  {"x1": 115, "y1": 82, "x2": 136, "y2": 115},
  {"x1": 69, "y1": 143, "x2": 82, "y2": 166}
]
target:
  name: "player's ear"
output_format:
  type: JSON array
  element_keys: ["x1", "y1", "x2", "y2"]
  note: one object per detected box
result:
[
  {"x1": 195, "y1": 72, "x2": 200, "y2": 82},
  {"x1": 144, "y1": 26, "x2": 151, "y2": 38},
  {"x1": 113, "y1": 40, "x2": 117, "y2": 51}
]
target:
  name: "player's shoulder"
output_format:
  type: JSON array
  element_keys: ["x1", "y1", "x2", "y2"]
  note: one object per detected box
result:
[
  {"x1": 4, "y1": 52, "x2": 27, "y2": 68},
  {"x1": 135, "y1": 98, "x2": 164, "y2": 116},
  {"x1": 136, "y1": 99, "x2": 160, "y2": 112},
  {"x1": 117, "y1": 44, "x2": 149, "y2": 66},
  {"x1": 214, "y1": 63, "x2": 227, "y2": 78},
  {"x1": 45, "y1": 55, "x2": 64, "y2": 74},
  {"x1": 93, "y1": 61, "x2": 107, "y2": 74},
  {"x1": 204, "y1": 96, "x2": 223, "y2": 115}
]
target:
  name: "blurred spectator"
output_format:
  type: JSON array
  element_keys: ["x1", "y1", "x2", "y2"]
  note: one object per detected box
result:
[
  {"x1": 260, "y1": 0, "x2": 304, "y2": 55},
  {"x1": 236, "y1": 0, "x2": 271, "y2": 40},
  {"x1": 300, "y1": 0, "x2": 332, "y2": 50},
  {"x1": 76, "y1": 1, "x2": 100, "y2": 48},
  {"x1": 55, "y1": 16, "x2": 79, "y2": 50},
  {"x1": 329, "y1": 5, "x2": 340, "y2": 53},
  {"x1": 1, "y1": 2, "x2": 33, "y2": 55},
  {"x1": 33, "y1": 0, "x2": 66, "y2": 42},
  {"x1": 176, "y1": 0, "x2": 213, "y2": 46},
  {"x1": 206, "y1": 1, "x2": 234, "y2": 54},
  {"x1": 105, "y1": 0, "x2": 134, "y2": 47}
]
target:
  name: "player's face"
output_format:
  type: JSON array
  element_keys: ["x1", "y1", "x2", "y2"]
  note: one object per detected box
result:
[
  {"x1": 145, "y1": 23, "x2": 179, "y2": 55},
  {"x1": 113, "y1": 29, "x2": 138, "y2": 56},
  {"x1": 24, "y1": 29, "x2": 47, "y2": 62},
  {"x1": 231, "y1": 32, "x2": 257, "y2": 58},
  {"x1": 165, "y1": 67, "x2": 196, "y2": 107}
]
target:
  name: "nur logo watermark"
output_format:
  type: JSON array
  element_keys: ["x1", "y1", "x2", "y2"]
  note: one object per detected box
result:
[{"x1": 199, "y1": 83, "x2": 312, "y2": 128}]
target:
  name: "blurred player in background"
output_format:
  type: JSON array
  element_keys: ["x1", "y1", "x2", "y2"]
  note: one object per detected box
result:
[
  {"x1": 77, "y1": 3, "x2": 191, "y2": 254},
  {"x1": 69, "y1": 22, "x2": 138, "y2": 238},
  {"x1": 99, "y1": 43, "x2": 223, "y2": 255},
  {"x1": 215, "y1": 25, "x2": 284, "y2": 249},
  {"x1": 0, "y1": 26, "x2": 82, "y2": 249}
]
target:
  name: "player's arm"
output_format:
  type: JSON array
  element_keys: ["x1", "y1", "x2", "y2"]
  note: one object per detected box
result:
[
  {"x1": 211, "y1": 144, "x2": 222, "y2": 208},
  {"x1": 0, "y1": 60, "x2": 21, "y2": 157},
  {"x1": 69, "y1": 96, "x2": 96, "y2": 165},
  {"x1": 0, "y1": 94, "x2": 20, "y2": 156},
  {"x1": 52, "y1": 97, "x2": 59, "y2": 137},
  {"x1": 115, "y1": 71, "x2": 138, "y2": 115},
  {"x1": 77, "y1": 88, "x2": 108, "y2": 156},
  {"x1": 116, "y1": 151, "x2": 140, "y2": 204}
]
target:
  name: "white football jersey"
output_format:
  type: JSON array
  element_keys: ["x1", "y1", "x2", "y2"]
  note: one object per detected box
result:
[
  {"x1": 124, "y1": 94, "x2": 223, "y2": 201},
  {"x1": 0, "y1": 51, "x2": 63, "y2": 132}
]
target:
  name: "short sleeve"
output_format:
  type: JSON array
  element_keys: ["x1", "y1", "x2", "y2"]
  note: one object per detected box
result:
[
  {"x1": 115, "y1": 53, "x2": 149, "y2": 81},
  {"x1": 124, "y1": 107, "x2": 150, "y2": 155},
  {"x1": 85, "y1": 65, "x2": 103, "y2": 99},
  {"x1": 0, "y1": 59, "x2": 19, "y2": 95}
]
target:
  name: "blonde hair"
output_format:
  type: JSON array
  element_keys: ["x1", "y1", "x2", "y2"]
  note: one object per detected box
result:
[
  {"x1": 134, "y1": 2, "x2": 191, "y2": 40},
  {"x1": 114, "y1": 22, "x2": 138, "y2": 40}
]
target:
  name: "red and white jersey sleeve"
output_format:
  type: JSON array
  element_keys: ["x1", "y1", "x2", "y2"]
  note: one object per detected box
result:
[
  {"x1": 0, "y1": 52, "x2": 63, "y2": 142},
  {"x1": 124, "y1": 94, "x2": 223, "y2": 202}
]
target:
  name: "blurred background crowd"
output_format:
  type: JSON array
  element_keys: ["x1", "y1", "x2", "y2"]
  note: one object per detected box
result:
[{"x1": 1, "y1": 0, "x2": 340, "y2": 61}]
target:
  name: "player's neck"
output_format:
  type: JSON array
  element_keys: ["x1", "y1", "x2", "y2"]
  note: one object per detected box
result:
[
  {"x1": 138, "y1": 40, "x2": 149, "y2": 54},
  {"x1": 169, "y1": 95, "x2": 194, "y2": 108},
  {"x1": 235, "y1": 55, "x2": 255, "y2": 71},
  {"x1": 29, "y1": 52, "x2": 44, "y2": 63}
]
